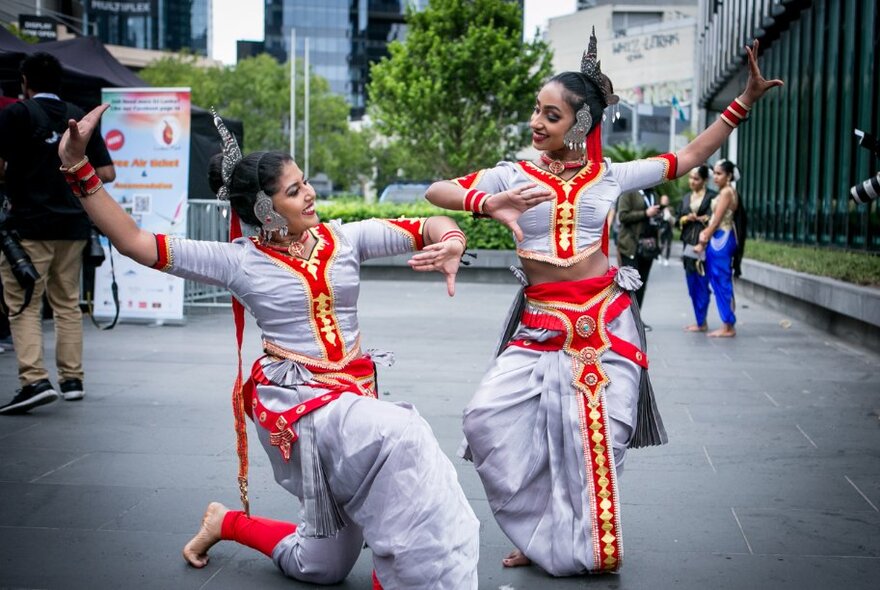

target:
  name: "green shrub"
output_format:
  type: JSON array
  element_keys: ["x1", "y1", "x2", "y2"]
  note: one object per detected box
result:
[
  {"x1": 746, "y1": 239, "x2": 880, "y2": 287},
  {"x1": 316, "y1": 200, "x2": 516, "y2": 249}
]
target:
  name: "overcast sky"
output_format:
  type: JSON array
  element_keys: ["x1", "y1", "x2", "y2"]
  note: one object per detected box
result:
[{"x1": 210, "y1": 0, "x2": 577, "y2": 65}]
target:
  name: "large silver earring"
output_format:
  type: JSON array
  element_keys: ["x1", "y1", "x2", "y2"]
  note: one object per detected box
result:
[
  {"x1": 253, "y1": 190, "x2": 288, "y2": 244},
  {"x1": 563, "y1": 105, "x2": 592, "y2": 152}
]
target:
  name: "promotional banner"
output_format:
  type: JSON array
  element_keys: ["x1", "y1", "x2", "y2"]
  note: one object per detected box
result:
[{"x1": 95, "y1": 87, "x2": 190, "y2": 322}]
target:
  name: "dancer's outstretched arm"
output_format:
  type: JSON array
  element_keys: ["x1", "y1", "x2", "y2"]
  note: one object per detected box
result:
[
  {"x1": 59, "y1": 104, "x2": 158, "y2": 267},
  {"x1": 676, "y1": 40, "x2": 783, "y2": 175}
]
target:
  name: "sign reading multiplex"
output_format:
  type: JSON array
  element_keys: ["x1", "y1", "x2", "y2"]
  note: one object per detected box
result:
[{"x1": 88, "y1": 0, "x2": 153, "y2": 14}]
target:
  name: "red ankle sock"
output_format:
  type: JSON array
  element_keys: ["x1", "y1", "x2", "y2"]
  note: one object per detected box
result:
[
  {"x1": 372, "y1": 570, "x2": 383, "y2": 590},
  {"x1": 220, "y1": 510, "x2": 297, "y2": 557}
]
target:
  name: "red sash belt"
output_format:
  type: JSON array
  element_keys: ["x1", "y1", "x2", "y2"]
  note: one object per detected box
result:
[
  {"x1": 242, "y1": 348, "x2": 378, "y2": 462},
  {"x1": 509, "y1": 269, "x2": 648, "y2": 404}
]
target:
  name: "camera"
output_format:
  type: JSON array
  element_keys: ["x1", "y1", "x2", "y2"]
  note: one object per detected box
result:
[
  {"x1": 0, "y1": 206, "x2": 40, "y2": 292},
  {"x1": 850, "y1": 129, "x2": 880, "y2": 205}
]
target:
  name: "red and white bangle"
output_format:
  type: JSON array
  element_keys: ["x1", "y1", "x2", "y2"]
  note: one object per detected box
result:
[
  {"x1": 719, "y1": 97, "x2": 752, "y2": 129},
  {"x1": 60, "y1": 156, "x2": 103, "y2": 197},
  {"x1": 462, "y1": 188, "x2": 489, "y2": 215},
  {"x1": 440, "y1": 229, "x2": 467, "y2": 249}
]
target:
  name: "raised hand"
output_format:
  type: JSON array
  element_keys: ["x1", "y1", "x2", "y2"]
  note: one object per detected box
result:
[
  {"x1": 59, "y1": 103, "x2": 110, "y2": 167},
  {"x1": 407, "y1": 239, "x2": 466, "y2": 297},
  {"x1": 483, "y1": 183, "x2": 554, "y2": 242},
  {"x1": 742, "y1": 39, "x2": 784, "y2": 104}
]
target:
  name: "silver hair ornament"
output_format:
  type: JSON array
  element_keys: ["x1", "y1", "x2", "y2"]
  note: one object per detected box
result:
[
  {"x1": 211, "y1": 107, "x2": 242, "y2": 201},
  {"x1": 563, "y1": 104, "x2": 592, "y2": 152},
  {"x1": 580, "y1": 27, "x2": 619, "y2": 107},
  {"x1": 253, "y1": 190, "x2": 289, "y2": 243}
]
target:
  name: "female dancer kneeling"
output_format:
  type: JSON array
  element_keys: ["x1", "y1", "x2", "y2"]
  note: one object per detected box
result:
[{"x1": 58, "y1": 107, "x2": 479, "y2": 589}]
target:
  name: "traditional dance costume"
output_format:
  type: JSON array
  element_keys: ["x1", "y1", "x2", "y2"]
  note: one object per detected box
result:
[
  {"x1": 705, "y1": 194, "x2": 738, "y2": 326},
  {"x1": 451, "y1": 149, "x2": 670, "y2": 575},
  {"x1": 678, "y1": 188, "x2": 715, "y2": 326},
  {"x1": 151, "y1": 218, "x2": 479, "y2": 589}
]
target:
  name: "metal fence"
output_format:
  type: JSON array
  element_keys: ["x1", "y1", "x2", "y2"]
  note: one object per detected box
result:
[{"x1": 184, "y1": 199, "x2": 232, "y2": 306}]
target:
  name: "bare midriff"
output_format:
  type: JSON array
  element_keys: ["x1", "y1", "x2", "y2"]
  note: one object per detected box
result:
[{"x1": 521, "y1": 251, "x2": 610, "y2": 286}]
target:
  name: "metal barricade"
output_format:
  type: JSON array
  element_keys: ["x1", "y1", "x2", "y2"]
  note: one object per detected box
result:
[{"x1": 184, "y1": 199, "x2": 232, "y2": 306}]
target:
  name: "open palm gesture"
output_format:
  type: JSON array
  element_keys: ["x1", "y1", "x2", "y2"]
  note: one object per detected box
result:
[
  {"x1": 742, "y1": 39, "x2": 784, "y2": 103},
  {"x1": 483, "y1": 183, "x2": 554, "y2": 242},
  {"x1": 59, "y1": 103, "x2": 109, "y2": 167}
]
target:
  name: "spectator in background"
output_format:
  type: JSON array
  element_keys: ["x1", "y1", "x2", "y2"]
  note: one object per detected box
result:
[
  {"x1": 618, "y1": 186, "x2": 661, "y2": 311},
  {"x1": 695, "y1": 160, "x2": 739, "y2": 337},
  {"x1": 677, "y1": 165, "x2": 715, "y2": 332},
  {"x1": 0, "y1": 52, "x2": 115, "y2": 415}
]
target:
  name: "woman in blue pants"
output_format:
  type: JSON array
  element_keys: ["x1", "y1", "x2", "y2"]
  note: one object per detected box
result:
[{"x1": 696, "y1": 160, "x2": 739, "y2": 337}]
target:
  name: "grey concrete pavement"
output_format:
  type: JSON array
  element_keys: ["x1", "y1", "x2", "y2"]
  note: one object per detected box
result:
[{"x1": 1, "y1": 261, "x2": 878, "y2": 589}]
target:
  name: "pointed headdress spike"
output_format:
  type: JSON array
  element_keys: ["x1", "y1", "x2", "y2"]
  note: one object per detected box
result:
[
  {"x1": 580, "y1": 27, "x2": 619, "y2": 107},
  {"x1": 211, "y1": 106, "x2": 243, "y2": 200}
]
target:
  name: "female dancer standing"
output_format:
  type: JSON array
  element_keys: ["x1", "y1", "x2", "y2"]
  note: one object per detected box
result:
[
  {"x1": 678, "y1": 165, "x2": 716, "y2": 332},
  {"x1": 57, "y1": 107, "x2": 479, "y2": 588},
  {"x1": 695, "y1": 159, "x2": 740, "y2": 337},
  {"x1": 426, "y1": 32, "x2": 781, "y2": 575}
]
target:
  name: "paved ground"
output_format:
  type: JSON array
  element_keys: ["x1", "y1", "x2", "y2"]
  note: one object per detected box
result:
[{"x1": 1, "y1": 259, "x2": 878, "y2": 589}]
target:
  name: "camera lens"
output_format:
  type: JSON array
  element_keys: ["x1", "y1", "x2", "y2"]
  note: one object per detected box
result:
[
  {"x1": 0, "y1": 230, "x2": 40, "y2": 288},
  {"x1": 851, "y1": 172, "x2": 880, "y2": 204}
]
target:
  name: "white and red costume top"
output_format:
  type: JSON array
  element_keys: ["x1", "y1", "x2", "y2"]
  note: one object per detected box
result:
[{"x1": 453, "y1": 154, "x2": 677, "y2": 266}]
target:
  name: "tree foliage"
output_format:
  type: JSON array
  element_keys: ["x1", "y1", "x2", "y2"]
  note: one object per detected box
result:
[
  {"x1": 367, "y1": 0, "x2": 553, "y2": 180},
  {"x1": 140, "y1": 54, "x2": 370, "y2": 187}
]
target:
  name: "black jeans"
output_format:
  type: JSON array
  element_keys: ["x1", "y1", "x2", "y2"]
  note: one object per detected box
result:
[{"x1": 621, "y1": 254, "x2": 654, "y2": 308}]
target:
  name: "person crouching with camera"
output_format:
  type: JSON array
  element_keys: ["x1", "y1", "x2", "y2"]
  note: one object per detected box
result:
[
  {"x1": 616, "y1": 187, "x2": 662, "y2": 320},
  {"x1": 0, "y1": 53, "x2": 115, "y2": 415}
]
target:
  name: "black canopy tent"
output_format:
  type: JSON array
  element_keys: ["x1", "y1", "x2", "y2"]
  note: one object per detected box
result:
[{"x1": 0, "y1": 31, "x2": 242, "y2": 199}]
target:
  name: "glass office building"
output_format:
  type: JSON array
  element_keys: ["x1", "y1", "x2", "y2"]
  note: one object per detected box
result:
[
  {"x1": 87, "y1": 0, "x2": 210, "y2": 55},
  {"x1": 265, "y1": 0, "x2": 417, "y2": 119}
]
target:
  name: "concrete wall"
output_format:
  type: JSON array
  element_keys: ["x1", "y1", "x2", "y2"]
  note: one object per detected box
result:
[{"x1": 737, "y1": 259, "x2": 880, "y2": 352}]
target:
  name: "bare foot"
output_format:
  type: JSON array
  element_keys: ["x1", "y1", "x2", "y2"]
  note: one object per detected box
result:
[
  {"x1": 502, "y1": 548, "x2": 531, "y2": 568},
  {"x1": 684, "y1": 324, "x2": 708, "y2": 332},
  {"x1": 708, "y1": 325, "x2": 736, "y2": 338},
  {"x1": 183, "y1": 502, "x2": 228, "y2": 568}
]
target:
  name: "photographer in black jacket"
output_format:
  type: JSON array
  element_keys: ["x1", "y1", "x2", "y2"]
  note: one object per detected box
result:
[{"x1": 0, "y1": 53, "x2": 115, "y2": 414}]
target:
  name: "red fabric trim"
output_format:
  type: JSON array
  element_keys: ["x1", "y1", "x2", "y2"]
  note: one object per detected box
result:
[
  {"x1": 453, "y1": 170, "x2": 480, "y2": 189},
  {"x1": 253, "y1": 390, "x2": 345, "y2": 461},
  {"x1": 601, "y1": 215, "x2": 610, "y2": 257},
  {"x1": 580, "y1": 395, "x2": 622, "y2": 571},
  {"x1": 151, "y1": 234, "x2": 171, "y2": 270},
  {"x1": 372, "y1": 570, "x2": 384, "y2": 590},
  {"x1": 221, "y1": 510, "x2": 297, "y2": 558},
  {"x1": 229, "y1": 208, "x2": 250, "y2": 513},
  {"x1": 524, "y1": 268, "x2": 618, "y2": 302},
  {"x1": 655, "y1": 153, "x2": 678, "y2": 180},
  {"x1": 586, "y1": 121, "x2": 603, "y2": 165},
  {"x1": 516, "y1": 161, "x2": 604, "y2": 260},
  {"x1": 254, "y1": 224, "x2": 347, "y2": 361},
  {"x1": 383, "y1": 218, "x2": 426, "y2": 251}
]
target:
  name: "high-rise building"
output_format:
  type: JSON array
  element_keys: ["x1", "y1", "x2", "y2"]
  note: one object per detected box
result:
[
  {"x1": 86, "y1": 0, "x2": 211, "y2": 55},
  {"x1": 265, "y1": 0, "x2": 424, "y2": 119}
]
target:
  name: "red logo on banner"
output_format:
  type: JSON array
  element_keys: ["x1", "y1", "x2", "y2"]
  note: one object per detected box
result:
[{"x1": 105, "y1": 129, "x2": 124, "y2": 151}]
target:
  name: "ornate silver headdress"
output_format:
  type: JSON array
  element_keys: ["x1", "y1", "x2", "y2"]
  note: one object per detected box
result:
[
  {"x1": 212, "y1": 108, "x2": 288, "y2": 242},
  {"x1": 580, "y1": 27, "x2": 619, "y2": 108},
  {"x1": 562, "y1": 27, "x2": 619, "y2": 153},
  {"x1": 211, "y1": 107, "x2": 242, "y2": 201}
]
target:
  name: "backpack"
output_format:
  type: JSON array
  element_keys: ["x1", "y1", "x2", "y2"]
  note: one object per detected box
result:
[{"x1": 20, "y1": 99, "x2": 78, "y2": 178}]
